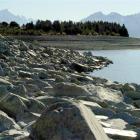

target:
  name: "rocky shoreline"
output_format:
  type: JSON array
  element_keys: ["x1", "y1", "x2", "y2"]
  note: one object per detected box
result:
[{"x1": 0, "y1": 35, "x2": 140, "y2": 140}]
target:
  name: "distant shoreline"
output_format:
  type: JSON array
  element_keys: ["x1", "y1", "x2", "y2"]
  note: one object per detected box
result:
[{"x1": 8, "y1": 35, "x2": 140, "y2": 50}]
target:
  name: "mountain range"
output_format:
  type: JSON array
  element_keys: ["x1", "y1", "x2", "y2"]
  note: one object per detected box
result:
[
  {"x1": 0, "y1": 9, "x2": 140, "y2": 37},
  {"x1": 0, "y1": 9, "x2": 33, "y2": 25},
  {"x1": 82, "y1": 12, "x2": 140, "y2": 38}
]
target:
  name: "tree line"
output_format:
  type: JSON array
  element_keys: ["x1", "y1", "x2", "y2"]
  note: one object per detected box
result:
[{"x1": 0, "y1": 20, "x2": 129, "y2": 37}]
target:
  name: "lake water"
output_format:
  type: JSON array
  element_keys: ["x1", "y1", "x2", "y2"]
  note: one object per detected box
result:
[{"x1": 91, "y1": 50, "x2": 140, "y2": 84}]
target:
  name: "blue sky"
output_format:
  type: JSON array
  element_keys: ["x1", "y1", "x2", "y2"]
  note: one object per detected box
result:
[{"x1": 0, "y1": 0, "x2": 140, "y2": 21}]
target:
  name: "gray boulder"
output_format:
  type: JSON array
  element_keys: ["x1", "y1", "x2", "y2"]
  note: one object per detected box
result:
[
  {"x1": 86, "y1": 85, "x2": 124, "y2": 104},
  {"x1": 0, "y1": 93, "x2": 29, "y2": 120},
  {"x1": 30, "y1": 101, "x2": 109, "y2": 140},
  {"x1": 49, "y1": 82, "x2": 91, "y2": 97},
  {"x1": 9, "y1": 85, "x2": 27, "y2": 97},
  {"x1": 0, "y1": 129, "x2": 30, "y2": 140},
  {"x1": 133, "y1": 100, "x2": 140, "y2": 108},
  {"x1": 0, "y1": 40, "x2": 10, "y2": 54},
  {"x1": 27, "y1": 98, "x2": 45, "y2": 114},
  {"x1": 19, "y1": 41, "x2": 29, "y2": 51},
  {"x1": 71, "y1": 62, "x2": 89, "y2": 73},
  {"x1": 18, "y1": 70, "x2": 33, "y2": 78},
  {"x1": 0, "y1": 85, "x2": 9, "y2": 98},
  {"x1": 122, "y1": 83, "x2": 136, "y2": 92},
  {"x1": 124, "y1": 91, "x2": 140, "y2": 100},
  {"x1": 0, "y1": 110, "x2": 20, "y2": 132},
  {"x1": 0, "y1": 65, "x2": 4, "y2": 76},
  {"x1": 0, "y1": 78, "x2": 12, "y2": 86}
]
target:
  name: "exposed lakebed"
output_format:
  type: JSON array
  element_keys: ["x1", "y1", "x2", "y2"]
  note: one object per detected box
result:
[{"x1": 91, "y1": 49, "x2": 140, "y2": 84}]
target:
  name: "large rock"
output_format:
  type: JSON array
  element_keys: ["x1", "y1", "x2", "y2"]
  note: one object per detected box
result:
[
  {"x1": 122, "y1": 83, "x2": 136, "y2": 92},
  {"x1": 18, "y1": 70, "x2": 33, "y2": 78},
  {"x1": 133, "y1": 100, "x2": 140, "y2": 108},
  {"x1": 105, "y1": 81, "x2": 123, "y2": 90},
  {"x1": 0, "y1": 110, "x2": 20, "y2": 132},
  {"x1": 0, "y1": 65, "x2": 4, "y2": 76},
  {"x1": 0, "y1": 93, "x2": 29, "y2": 120},
  {"x1": 49, "y1": 82, "x2": 91, "y2": 97},
  {"x1": 121, "y1": 83, "x2": 140, "y2": 100},
  {"x1": 71, "y1": 62, "x2": 90, "y2": 73},
  {"x1": 104, "y1": 118, "x2": 128, "y2": 130},
  {"x1": 128, "y1": 109, "x2": 140, "y2": 118},
  {"x1": 124, "y1": 91, "x2": 140, "y2": 100},
  {"x1": 71, "y1": 73, "x2": 93, "y2": 83},
  {"x1": 30, "y1": 101, "x2": 109, "y2": 140},
  {"x1": 104, "y1": 127, "x2": 137, "y2": 140},
  {"x1": 0, "y1": 129, "x2": 30, "y2": 140},
  {"x1": 121, "y1": 84, "x2": 140, "y2": 100},
  {"x1": 86, "y1": 85, "x2": 124, "y2": 104},
  {"x1": 27, "y1": 98, "x2": 45, "y2": 114},
  {"x1": 9, "y1": 85, "x2": 27, "y2": 97},
  {"x1": 0, "y1": 85, "x2": 9, "y2": 98},
  {"x1": 36, "y1": 96, "x2": 68, "y2": 106},
  {"x1": 19, "y1": 41, "x2": 29, "y2": 51},
  {"x1": 112, "y1": 112, "x2": 140, "y2": 124},
  {"x1": 0, "y1": 77, "x2": 12, "y2": 86},
  {"x1": 0, "y1": 40, "x2": 10, "y2": 54}
]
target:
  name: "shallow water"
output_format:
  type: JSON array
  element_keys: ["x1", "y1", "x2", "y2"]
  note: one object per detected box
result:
[{"x1": 91, "y1": 49, "x2": 140, "y2": 84}]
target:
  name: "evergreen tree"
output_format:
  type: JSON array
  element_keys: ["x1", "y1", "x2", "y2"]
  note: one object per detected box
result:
[
  {"x1": 53, "y1": 20, "x2": 61, "y2": 33},
  {"x1": 0, "y1": 20, "x2": 129, "y2": 37},
  {"x1": 9, "y1": 21, "x2": 19, "y2": 28}
]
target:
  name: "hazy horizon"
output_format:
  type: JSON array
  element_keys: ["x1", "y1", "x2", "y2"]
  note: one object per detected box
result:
[{"x1": 0, "y1": 0, "x2": 140, "y2": 21}]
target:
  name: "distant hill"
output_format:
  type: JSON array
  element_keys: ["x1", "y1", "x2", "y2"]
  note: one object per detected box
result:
[
  {"x1": 0, "y1": 9, "x2": 33, "y2": 25},
  {"x1": 82, "y1": 12, "x2": 140, "y2": 38}
]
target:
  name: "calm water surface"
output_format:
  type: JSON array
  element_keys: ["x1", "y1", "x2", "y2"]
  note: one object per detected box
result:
[{"x1": 91, "y1": 50, "x2": 140, "y2": 84}]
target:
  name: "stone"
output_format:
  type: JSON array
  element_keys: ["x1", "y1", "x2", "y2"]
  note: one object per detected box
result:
[
  {"x1": 18, "y1": 70, "x2": 33, "y2": 78},
  {"x1": 9, "y1": 85, "x2": 27, "y2": 97},
  {"x1": 86, "y1": 85, "x2": 124, "y2": 104},
  {"x1": 0, "y1": 110, "x2": 20, "y2": 132},
  {"x1": 19, "y1": 41, "x2": 29, "y2": 51},
  {"x1": 92, "y1": 77, "x2": 108, "y2": 85},
  {"x1": 124, "y1": 91, "x2": 140, "y2": 100},
  {"x1": 104, "y1": 118, "x2": 128, "y2": 130},
  {"x1": 26, "y1": 79, "x2": 51, "y2": 90},
  {"x1": 18, "y1": 112, "x2": 40, "y2": 124},
  {"x1": 0, "y1": 93, "x2": 29, "y2": 120},
  {"x1": 71, "y1": 62, "x2": 89, "y2": 73},
  {"x1": 55, "y1": 75, "x2": 66, "y2": 82},
  {"x1": 122, "y1": 83, "x2": 136, "y2": 93},
  {"x1": 112, "y1": 112, "x2": 139, "y2": 124},
  {"x1": 27, "y1": 98, "x2": 45, "y2": 114},
  {"x1": 0, "y1": 65, "x2": 4, "y2": 76},
  {"x1": 80, "y1": 100, "x2": 102, "y2": 108},
  {"x1": 49, "y1": 82, "x2": 91, "y2": 97},
  {"x1": 104, "y1": 127, "x2": 137, "y2": 140},
  {"x1": 38, "y1": 72, "x2": 48, "y2": 79},
  {"x1": 71, "y1": 73, "x2": 93, "y2": 83},
  {"x1": 0, "y1": 85, "x2": 9, "y2": 98},
  {"x1": 0, "y1": 129, "x2": 29, "y2": 140},
  {"x1": 105, "y1": 81, "x2": 123, "y2": 90},
  {"x1": 0, "y1": 41, "x2": 10, "y2": 54},
  {"x1": 90, "y1": 106, "x2": 115, "y2": 118},
  {"x1": 30, "y1": 101, "x2": 109, "y2": 140},
  {"x1": 133, "y1": 100, "x2": 140, "y2": 108},
  {"x1": 36, "y1": 96, "x2": 67, "y2": 106},
  {"x1": 128, "y1": 109, "x2": 140, "y2": 118},
  {"x1": 0, "y1": 78, "x2": 12, "y2": 86},
  {"x1": 83, "y1": 51, "x2": 93, "y2": 57},
  {"x1": 32, "y1": 68, "x2": 47, "y2": 73},
  {"x1": 28, "y1": 50, "x2": 37, "y2": 57}
]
